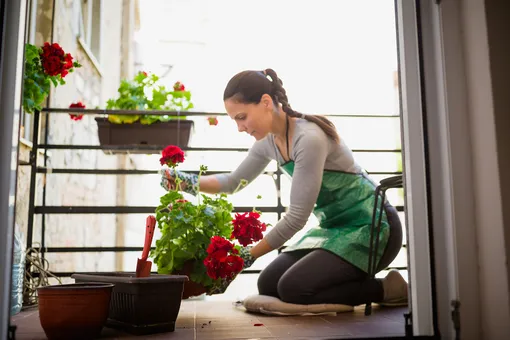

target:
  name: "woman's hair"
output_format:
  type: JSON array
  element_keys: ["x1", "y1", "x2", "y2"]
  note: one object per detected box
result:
[{"x1": 223, "y1": 68, "x2": 340, "y2": 143}]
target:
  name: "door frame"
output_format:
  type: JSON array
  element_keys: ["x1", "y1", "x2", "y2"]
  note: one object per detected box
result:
[
  {"x1": 0, "y1": 0, "x2": 487, "y2": 338},
  {"x1": 0, "y1": 0, "x2": 27, "y2": 337}
]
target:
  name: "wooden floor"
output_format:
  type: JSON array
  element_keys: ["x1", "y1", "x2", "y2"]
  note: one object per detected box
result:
[{"x1": 11, "y1": 299, "x2": 407, "y2": 340}]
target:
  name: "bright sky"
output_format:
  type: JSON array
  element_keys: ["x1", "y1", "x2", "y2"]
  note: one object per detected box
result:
[{"x1": 135, "y1": 0, "x2": 399, "y2": 115}]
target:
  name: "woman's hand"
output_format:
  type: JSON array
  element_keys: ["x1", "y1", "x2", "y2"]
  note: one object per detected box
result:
[
  {"x1": 160, "y1": 168, "x2": 199, "y2": 196},
  {"x1": 239, "y1": 246, "x2": 256, "y2": 269}
]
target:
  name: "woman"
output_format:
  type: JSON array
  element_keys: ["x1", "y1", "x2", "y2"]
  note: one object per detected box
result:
[{"x1": 161, "y1": 68, "x2": 408, "y2": 307}]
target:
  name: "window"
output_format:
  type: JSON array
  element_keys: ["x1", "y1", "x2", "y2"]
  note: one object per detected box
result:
[{"x1": 78, "y1": 0, "x2": 102, "y2": 63}]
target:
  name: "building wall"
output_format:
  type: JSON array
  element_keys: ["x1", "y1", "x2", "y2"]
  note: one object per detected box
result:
[{"x1": 15, "y1": 0, "x2": 138, "y2": 274}]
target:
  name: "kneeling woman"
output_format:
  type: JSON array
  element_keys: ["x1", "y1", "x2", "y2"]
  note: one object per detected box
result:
[{"x1": 161, "y1": 68, "x2": 408, "y2": 306}]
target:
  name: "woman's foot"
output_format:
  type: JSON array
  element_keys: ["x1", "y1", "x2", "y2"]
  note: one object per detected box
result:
[{"x1": 380, "y1": 270, "x2": 408, "y2": 306}]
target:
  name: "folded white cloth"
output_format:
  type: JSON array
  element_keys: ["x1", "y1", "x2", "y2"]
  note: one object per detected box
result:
[{"x1": 241, "y1": 294, "x2": 354, "y2": 316}]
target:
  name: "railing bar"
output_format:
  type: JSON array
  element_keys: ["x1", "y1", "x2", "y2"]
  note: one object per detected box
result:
[
  {"x1": 34, "y1": 206, "x2": 289, "y2": 214},
  {"x1": 36, "y1": 144, "x2": 402, "y2": 153},
  {"x1": 41, "y1": 107, "x2": 400, "y2": 118},
  {"x1": 35, "y1": 167, "x2": 403, "y2": 176},
  {"x1": 40, "y1": 265, "x2": 409, "y2": 278}
]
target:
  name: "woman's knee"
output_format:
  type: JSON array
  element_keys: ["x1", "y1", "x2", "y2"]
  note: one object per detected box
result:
[
  {"x1": 257, "y1": 267, "x2": 278, "y2": 297},
  {"x1": 276, "y1": 272, "x2": 308, "y2": 304}
]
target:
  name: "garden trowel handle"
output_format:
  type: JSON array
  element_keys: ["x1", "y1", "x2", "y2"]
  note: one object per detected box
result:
[{"x1": 141, "y1": 215, "x2": 156, "y2": 261}]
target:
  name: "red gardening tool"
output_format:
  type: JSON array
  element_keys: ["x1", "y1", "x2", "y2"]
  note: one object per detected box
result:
[{"x1": 136, "y1": 215, "x2": 156, "y2": 277}]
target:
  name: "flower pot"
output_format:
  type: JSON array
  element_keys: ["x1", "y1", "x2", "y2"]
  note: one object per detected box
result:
[
  {"x1": 37, "y1": 283, "x2": 114, "y2": 340},
  {"x1": 172, "y1": 260, "x2": 235, "y2": 299},
  {"x1": 173, "y1": 261, "x2": 207, "y2": 299},
  {"x1": 71, "y1": 272, "x2": 188, "y2": 335},
  {"x1": 95, "y1": 117, "x2": 194, "y2": 154}
]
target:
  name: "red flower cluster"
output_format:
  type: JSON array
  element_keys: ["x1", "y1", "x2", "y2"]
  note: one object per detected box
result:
[
  {"x1": 69, "y1": 101, "x2": 85, "y2": 121},
  {"x1": 203, "y1": 236, "x2": 244, "y2": 280},
  {"x1": 40, "y1": 42, "x2": 74, "y2": 78},
  {"x1": 231, "y1": 211, "x2": 267, "y2": 247},
  {"x1": 173, "y1": 81, "x2": 185, "y2": 91},
  {"x1": 160, "y1": 145, "x2": 185, "y2": 167},
  {"x1": 207, "y1": 116, "x2": 218, "y2": 126}
]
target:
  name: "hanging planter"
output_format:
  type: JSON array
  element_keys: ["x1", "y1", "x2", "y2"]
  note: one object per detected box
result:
[
  {"x1": 96, "y1": 73, "x2": 195, "y2": 154},
  {"x1": 95, "y1": 118, "x2": 194, "y2": 154}
]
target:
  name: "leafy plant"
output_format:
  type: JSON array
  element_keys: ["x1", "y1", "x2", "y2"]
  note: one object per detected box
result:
[
  {"x1": 105, "y1": 71, "x2": 194, "y2": 125},
  {"x1": 23, "y1": 43, "x2": 81, "y2": 114},
  {"x1": 151, "y1": 165, "x2": 248, "y2": 290}
]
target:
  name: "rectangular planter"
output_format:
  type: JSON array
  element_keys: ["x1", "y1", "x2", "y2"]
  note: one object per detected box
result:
[
  {"x1": 71, "y1": 272, "x2": 188, "y2": 335},
  {"x1": 95, "y1": 117, "x2": 194, "y2": 154}
]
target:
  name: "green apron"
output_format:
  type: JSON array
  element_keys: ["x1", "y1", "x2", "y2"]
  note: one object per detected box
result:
[{"x1": 279, "y1": 161, "x2": 390, "y2": 273}]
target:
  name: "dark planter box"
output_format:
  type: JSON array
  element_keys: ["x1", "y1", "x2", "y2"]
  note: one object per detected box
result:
[
  {"x1": 95, "y1": 117, "x2": 194, "y2": 154},
  {"x1": 71, "y1": 272, "x2": 188, "y2": 335}
]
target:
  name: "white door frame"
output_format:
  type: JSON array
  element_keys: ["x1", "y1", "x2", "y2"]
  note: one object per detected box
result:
[
  {"x1": 399, "y1": 0, "x2": 488, "y2": 338},
  {"x1": 0, "y1": 0, "x2": 27, "y2": 337},
  {"x1": 395, "y1": 0, "x2": 435, "y2": 336}
]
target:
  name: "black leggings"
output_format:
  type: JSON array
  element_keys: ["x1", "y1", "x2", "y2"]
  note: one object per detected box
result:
[{"x1": 257, "y1": 204, "x2": 403, "y2": 306}]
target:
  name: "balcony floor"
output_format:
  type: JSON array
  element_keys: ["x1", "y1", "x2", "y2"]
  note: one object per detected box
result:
[{"x1": 11, "y1": 299, "x2": 407, "y2": 340}]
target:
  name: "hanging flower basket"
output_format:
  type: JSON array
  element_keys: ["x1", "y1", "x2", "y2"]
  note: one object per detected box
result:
[
  {"x1": 96, "y1": 72, "x2": 195, "y2": 154},
  {"x1": 95, "y1": 117, "x2": 194, "y2": 154}
]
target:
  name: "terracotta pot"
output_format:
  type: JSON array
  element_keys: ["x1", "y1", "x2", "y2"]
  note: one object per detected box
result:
[
  {"x1": 174, "y1": 261, "x2": 207, "y2": 299},
  {"x1": 37, "y1": 283, "x2": 114, "y2": 340}
]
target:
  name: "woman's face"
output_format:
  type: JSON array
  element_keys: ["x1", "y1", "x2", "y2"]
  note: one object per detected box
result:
[{"x1": 224, "y1": 94, "x2": 274, "y2": 141}]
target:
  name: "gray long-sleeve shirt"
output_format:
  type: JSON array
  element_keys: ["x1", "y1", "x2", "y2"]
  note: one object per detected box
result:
[{"x1": 215, "y1": 119, "x2": 362, "y2": 250}]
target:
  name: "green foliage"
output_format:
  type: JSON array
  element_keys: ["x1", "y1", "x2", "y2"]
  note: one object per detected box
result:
[
  {"x1": 22, "y1": 44, "x2": 81, "y2": 114},
  {"x1": 105, "y1": 72, "x2": 194, "y2": 125},
  {"x1": 151, "y1": 166, "x2": 243, "y2": 290}
]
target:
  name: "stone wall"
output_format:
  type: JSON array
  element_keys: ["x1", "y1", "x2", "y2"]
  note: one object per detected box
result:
[{"x1": 15, "y1": 0, "x2": 138, "y2": 274}]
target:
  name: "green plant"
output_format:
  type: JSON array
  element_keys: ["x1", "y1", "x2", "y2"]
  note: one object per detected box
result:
[
  {"x1": 23, "y1": 42, "x2": 81, "y2": 114},
  {"x1": 105, "y1": 71, "x2": 194, "y2": 125},
  {"x1": 152, "y1": 164, "x2": 249, "y2": 291}
]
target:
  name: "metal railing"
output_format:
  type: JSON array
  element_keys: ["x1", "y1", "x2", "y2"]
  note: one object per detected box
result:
[{"x1": 23, "y1": 108, "x2": 404, "y2": 278}]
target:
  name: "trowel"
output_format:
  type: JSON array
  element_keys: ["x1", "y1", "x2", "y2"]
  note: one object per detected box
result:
[{"x1": 136, "y1": 215, "x2": 156, "y2": 277}]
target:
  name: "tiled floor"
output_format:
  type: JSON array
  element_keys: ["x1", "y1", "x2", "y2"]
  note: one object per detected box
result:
[{"x1": 11, "y1": 300, "x2": 407, "y2": 340}]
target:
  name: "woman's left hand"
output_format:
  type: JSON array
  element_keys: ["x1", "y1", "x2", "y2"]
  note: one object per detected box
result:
[{"x1": 239, "y1": 246, "x2": 256, "y2": 269}]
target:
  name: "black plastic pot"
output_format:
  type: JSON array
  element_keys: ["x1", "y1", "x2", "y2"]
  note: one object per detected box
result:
[
  {"x1": 95, "y1": 117, "x2": 194, "y2": 154},
  {"x1": 71, "y1": 272, "x2": 188, "y2": 335}
]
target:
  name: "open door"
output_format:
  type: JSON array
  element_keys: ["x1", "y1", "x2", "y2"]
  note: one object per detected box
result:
[
  {"x1": 0, "y1": 0, "x2": 27, "y2": 338},
  {"x1": 0, "y1": 0, "x2": 475, "y2": 339}
]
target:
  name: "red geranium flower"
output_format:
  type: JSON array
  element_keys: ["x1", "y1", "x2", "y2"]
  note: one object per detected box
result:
[
  {"x1": 207, "y1": 116, "x2": 218, "y2": 126},
  {"x1": 160, "y1": 145, "x2": 185, "y2": 167},
  {"x1": 40, "y1": 42, "x2": 75, "y2": 78},
  {"x1": 173, "y1": 81, "x2": 185, "y2": 91},
  {"x1": 207, "y1": 236, "x2": 235, "y2": 255},
  {"x1": 204, "y1": 236, "x2": 244, "y2": 280},
  {"x1": 231, "y1": 211, "x2": 267, "y2": 247},
  {"x1": 69, "y1": 101, "x2": 85, "y2": 121}
]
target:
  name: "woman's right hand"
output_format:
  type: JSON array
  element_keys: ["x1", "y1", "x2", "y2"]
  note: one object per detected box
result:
[{"x1": 160, "y1": 168, "x2": 199, "y2": 196}]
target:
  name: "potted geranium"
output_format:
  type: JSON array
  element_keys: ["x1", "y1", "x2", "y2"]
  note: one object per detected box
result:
[
  {"x1": 95, "y1": 72, "x2": 195, "y2": 154},
  {"x1": 22, "y1": 42, "x2": 81, "y2": 114},
  {"x1": 152, "y1": 145, "x2": 266, "y2": 298}
]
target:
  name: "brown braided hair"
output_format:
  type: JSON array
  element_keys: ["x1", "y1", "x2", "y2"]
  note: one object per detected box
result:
[{"x1": 223, "y1": 69, "x2": 340, "y2": 143}]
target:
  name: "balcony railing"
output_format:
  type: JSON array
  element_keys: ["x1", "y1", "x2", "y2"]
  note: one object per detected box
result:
[{"x1": 22, "y1": 108, "x2": 405, "y2": 280}]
